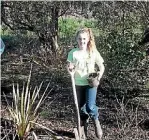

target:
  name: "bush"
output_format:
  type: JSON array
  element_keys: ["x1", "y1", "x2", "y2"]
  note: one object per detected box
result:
[{"x1": 96, "y1": 30, "x2": 148, "y2": 99}]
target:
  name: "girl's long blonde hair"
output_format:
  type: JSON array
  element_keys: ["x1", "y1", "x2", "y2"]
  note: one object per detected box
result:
[{"x1": 76, "y1": 28, "x2": 97, "y2": 53}]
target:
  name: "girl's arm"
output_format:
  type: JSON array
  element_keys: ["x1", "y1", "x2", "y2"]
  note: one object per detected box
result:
[
  {"x1": 95, "y1": 50, "x2": 105, "y2": 81},
  {"x1": 97, "y1": 62, "x2": 105, "y2": 81}
]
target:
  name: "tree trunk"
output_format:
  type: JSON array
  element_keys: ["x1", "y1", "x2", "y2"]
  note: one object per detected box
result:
[{"x1": 50, "y1": 5, "x2": 59, "y2": 52}]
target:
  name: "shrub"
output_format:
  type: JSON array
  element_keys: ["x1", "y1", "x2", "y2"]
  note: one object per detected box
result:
[{"x1": 4, "y1": 69, "x2": 52, "y2": 140}]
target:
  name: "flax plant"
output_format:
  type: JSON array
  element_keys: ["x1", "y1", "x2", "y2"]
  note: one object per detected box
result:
[{"x1": 5, "y1": 70, "x2": 52, "y2": 140}]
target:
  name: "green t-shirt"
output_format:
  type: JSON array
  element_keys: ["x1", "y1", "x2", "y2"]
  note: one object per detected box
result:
[{"x1": 67, "y1": 48, "x2": 104, "y2": 86}]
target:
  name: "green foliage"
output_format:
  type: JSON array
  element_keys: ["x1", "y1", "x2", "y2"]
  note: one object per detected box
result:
[
  {"x1": 59, "y1": 17, "x2": 79, "y2": 38},
  {"x1": 1, "y1": 35, "x2": 15, "y2": 42},
  {"x1": 40, "y1": 110, "x2": 50, "y2": 119},
  {"x1": 96, "y1": 29, "x2": 148, "y2": 99},
  {"x1": 58, "y1": 17, "x2": 97, "y2": 45},
  {"x1": 105, "y1": 32, "x2": 142, "y2": 68}
]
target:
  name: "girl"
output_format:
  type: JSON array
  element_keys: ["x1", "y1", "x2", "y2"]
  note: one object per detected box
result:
[{"x1": 67, "y1": 28, "x2": 105, "y2": 139}]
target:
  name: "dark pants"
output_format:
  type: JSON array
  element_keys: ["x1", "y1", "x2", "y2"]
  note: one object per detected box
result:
[{"x1": 76, "y1": 85, "x2": 99, "y2": 121}]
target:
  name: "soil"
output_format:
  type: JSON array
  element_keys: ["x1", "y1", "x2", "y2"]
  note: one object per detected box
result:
[{"x1": 1, "y1": 51, "x2": 149, "y2": 140}]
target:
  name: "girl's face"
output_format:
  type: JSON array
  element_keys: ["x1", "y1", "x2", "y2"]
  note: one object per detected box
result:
[{"x1": 77, "y1": 32, "x2": 90, "y2": 51}]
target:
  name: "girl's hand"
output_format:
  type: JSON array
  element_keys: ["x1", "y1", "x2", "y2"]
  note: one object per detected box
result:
[
  {"x1": 67, "y1": 62, "x2": 75, "y2": 74},
  {"x1": 97, "y1": 71, "x2": 101, "y2": 81},
  {"x1": 68, "y1": 63, "x2": 75, "y2": 70},
  {"x1": 88, "y1": 76, "x2": 100, "y2": 87}
]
